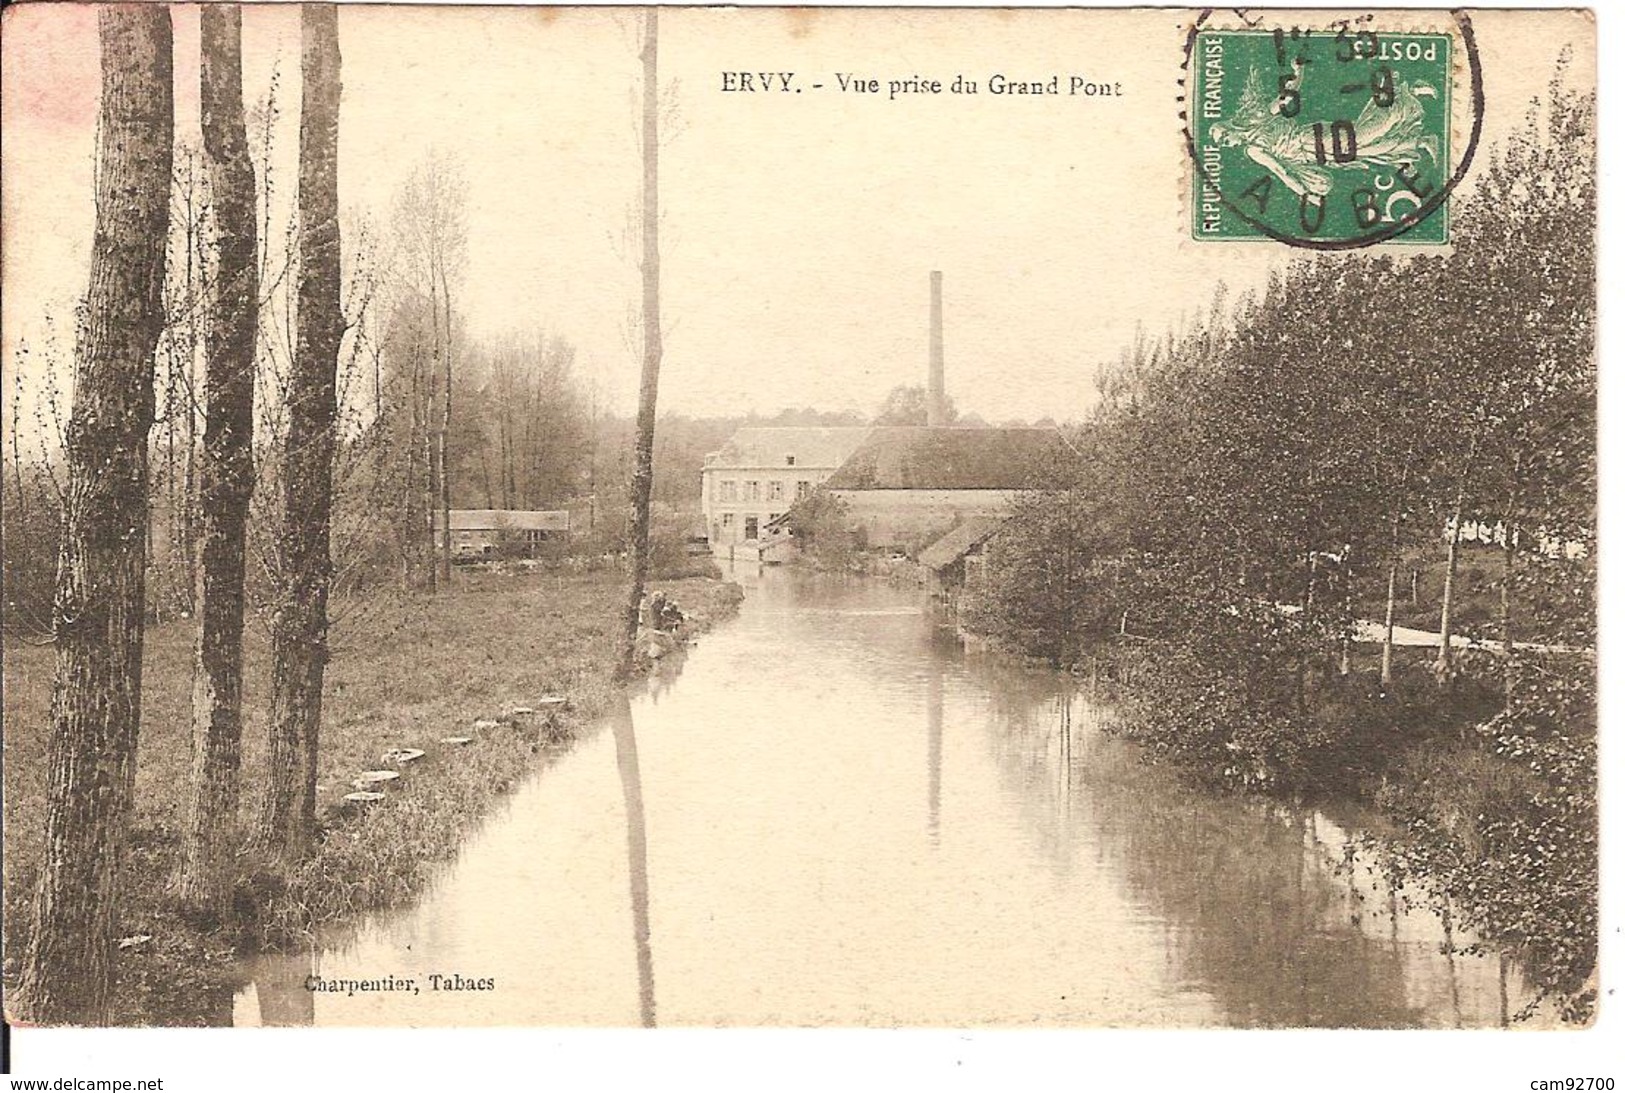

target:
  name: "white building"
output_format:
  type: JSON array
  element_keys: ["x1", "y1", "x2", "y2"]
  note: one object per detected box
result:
[{"x1": 700, "y1": 427, "x2": 871, "y2": 546}]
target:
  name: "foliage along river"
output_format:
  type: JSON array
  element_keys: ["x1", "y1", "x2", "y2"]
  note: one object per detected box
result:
[{"x1": 234, "y1": 566, "x2": 1529, "y2": 1028}]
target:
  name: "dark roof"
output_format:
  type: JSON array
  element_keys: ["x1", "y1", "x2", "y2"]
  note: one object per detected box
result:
[
  {"x1": 919, "y1": 517, "x2": 1007, "y2": 571},
  {"x1": 823, "y1": 427, "x2": 1073, "y2": 490},
  {"x1": 705, "y1": 427, "x2": 873, "y2": 471}
]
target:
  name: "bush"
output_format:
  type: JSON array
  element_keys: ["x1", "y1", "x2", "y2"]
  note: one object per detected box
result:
[
  {"x1": 1112, "y1": 642, "x2": 1341, "y2": 792},
  {"x1": 962, "y1": 492, "x2": 1111, "y2": 666},
  {"x1": 783, "y1": 492, "x2": 863, "y2": 571},
  {"x1": 1366, "y1": 653, "x2": 1596, "y2": 1022},
  {"x1": 1, "y1": 467, "x2": 60, "y2": 634}
]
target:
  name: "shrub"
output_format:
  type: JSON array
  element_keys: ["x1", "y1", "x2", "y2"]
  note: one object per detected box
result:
[{"x1": 1, "y1": 467, "x2": 60, "y2": 634}]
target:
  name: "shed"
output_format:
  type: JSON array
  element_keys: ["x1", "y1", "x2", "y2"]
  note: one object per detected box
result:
[
  {"x1": 919, "y1": 516, "x2": 1007, "y2": 597},
  {"x1": 435, "y1": 509, "x2": 571, "y2": 559}
]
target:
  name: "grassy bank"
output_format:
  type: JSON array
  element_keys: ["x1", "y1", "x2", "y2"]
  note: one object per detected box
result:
[{"x1": 2, "y1": 570, "x2": 743, "y2": 1025}]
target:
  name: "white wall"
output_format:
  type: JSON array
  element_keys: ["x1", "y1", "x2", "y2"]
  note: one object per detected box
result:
[{"x1": 829, "y1": 490, "x2": 1016, "y2": 551}]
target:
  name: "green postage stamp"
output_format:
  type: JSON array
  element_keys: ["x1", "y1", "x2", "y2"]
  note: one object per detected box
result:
[{"x1": 1190, "y1": 24, "x2": 1456, "y2": 246}]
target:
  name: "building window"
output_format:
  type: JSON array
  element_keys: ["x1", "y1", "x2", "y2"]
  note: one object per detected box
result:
[
  {"x1": 722, "y1": 512, "x2": 734, "y2": 528},
  {"x1": 768, "y1": 480, "x2": 784, "y2": 501},
  {"x1": 722, "y1": 480, "x2": 738, "y2": 502},
  {"x1": 745, "y1": 480, "x2": 761, "y2": 501},
  {"x1": 796, "y1": 480, "x2": 811, "y2": 499},
  {"x1": 786, "y1": 454, "x2": 796, "y2": 467},
  {"x1": 745, "y1": 515, "x2": 759, "y2": 539}
]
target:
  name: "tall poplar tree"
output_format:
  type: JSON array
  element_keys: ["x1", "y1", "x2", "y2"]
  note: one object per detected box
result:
[
  {"x1": 18, "y1": 4, "x2": 173, "y2": 1025},
  {"x1": 618, "y1": 6, "x2": 663, "y2": 679},
  {"x1": 259, "y1": 3, "x2": 342, "y2": 858},
  {"x1": 179, "y1": 3, "x2": 260, "y2": 914}
]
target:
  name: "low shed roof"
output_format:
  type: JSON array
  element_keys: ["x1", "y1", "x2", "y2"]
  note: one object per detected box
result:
[{"x1": 919, "y1": 517, "x2": 1007, "y2": 571}]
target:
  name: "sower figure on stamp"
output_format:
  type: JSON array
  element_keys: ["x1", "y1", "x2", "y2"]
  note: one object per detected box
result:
[{"x1": 1210, "y1": 63, "x2": 1440, "y2": 205}]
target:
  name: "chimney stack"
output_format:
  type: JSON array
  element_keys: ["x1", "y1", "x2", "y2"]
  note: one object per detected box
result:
[{"x1": 927, "y1": 270, "x2": 946, "y2": 427}]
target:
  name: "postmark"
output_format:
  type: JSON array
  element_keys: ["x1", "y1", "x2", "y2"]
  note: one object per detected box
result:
[{"x1": 1184, "y1": 10, "x2": 1484, "y2": 248}]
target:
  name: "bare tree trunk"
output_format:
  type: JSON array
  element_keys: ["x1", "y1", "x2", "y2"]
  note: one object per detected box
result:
[
  {"x1": 1499, "y1": 451, "x2": 1524, "y2": 708},
  {"x1": 1501, "y1": 521, "x2": 1517, "y2": 708},
  {"x1": 258, "y1": 3, "x2": 341, "y2": 860},
  {"x1": 423, "y1": 361, "x2": 439, "y2": 593},
  {"x1": 499, "y1": 392, "x2": 514, "y2": 509},
  {"x1": 1378, "y1": 450, "x2": 1417, "y2": 691},
  {"x1": 587, "y1": 381, "x2": 598, "y2": 529},
  {"x1": 426, "y1": 424, "x2": 439, "y2": 589},
  {"x1": 1297, "y1": 543, "x2": 1315, "y2": 709},
  {"x1": 181, "y1": 210, "x2": 200, "y2": 616},
  {"x1": 9, "y1": 381, "x2": 27, "y2": 533},
  {"x1": 402, "y1": 352, "x2": 424, "y2": 589},
  {"x1": 1339, "y1": 547, "x2": 1354, "y2": 676},
  {"x1": 1435, "y1": 487, "x2": 1466, "y2": 681},
  {"x1": 163, "y1": 313, "x2": 177, "y2": 621},
  {"x1": 618, "y1": 7, "x2": 662, "y2": 681},
  {"x1": 518, "y1": 382, "x2": 532, "y2": 508},
  {"x1": 435, "y1": 426, "x2": 449, "y2": 572},
  {"x1": 18, "y1": 5, "x2": 173, "y2": 1026},
  {"x1": 1434, "y1": 438, "x2": 1479, "y2": 682},
  {"x1": 437, "y1": 267, "x2": 453, "y2": 585},
  {"x1": 1379, "y1": 510, "x2": 1401, "y2": 688},
  {"x1": 179, "y1": 3, "x2": 259, "y2": 915}
]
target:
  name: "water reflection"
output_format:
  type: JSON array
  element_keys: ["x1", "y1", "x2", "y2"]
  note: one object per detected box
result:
[
  {"x1": 253, "y1": 946, "x2": 315, "y2": 1027},
  {"x1": 231, "y1": 568, "x2": 1529, "y2": 1027},
  {"x1": 964, "y1": 652, "x2": 1523, "y2": 1027},
  {"x1": 926, "y1": 663, "x2": 942, "y2": 843},
  {"x1": 609, "y1": 693, "x2": 657, "y2": 1027}
]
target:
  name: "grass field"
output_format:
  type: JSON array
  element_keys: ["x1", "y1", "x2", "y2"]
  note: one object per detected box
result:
[
  {"x1": 1354, "y1": 541, "x2": 1508, "y2": 637},
  {"x1": 2, "y1": 569, "x2": 743, "y2": 1024}
]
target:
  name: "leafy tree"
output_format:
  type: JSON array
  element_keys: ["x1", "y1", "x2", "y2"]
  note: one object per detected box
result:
[
  {"x1": 782, "y1": 490, "x2": 862, "y2": 570},
  {"x1": 873, "y1": 383, "x2": 956, "y2": 426},
  {"x1": 966, "y1": 492, "x2": 1102, "y2": 666},
  {"x1": 963, "y1": 61, "x2": 1595, "y2": 1021}
]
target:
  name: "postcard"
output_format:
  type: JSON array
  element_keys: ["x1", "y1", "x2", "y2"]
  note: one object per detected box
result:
[{"x1": 0, "y1": 2, "x2": 1605, "y2": 1084}]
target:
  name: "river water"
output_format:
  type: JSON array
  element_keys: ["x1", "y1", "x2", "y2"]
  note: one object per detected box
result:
[{"x1": 234, "y1": 566, "x2": 1528, "y2": 1028}]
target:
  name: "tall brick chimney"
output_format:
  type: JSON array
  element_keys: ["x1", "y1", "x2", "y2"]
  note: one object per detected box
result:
[{"x1": 927, "y1": 270, "x2": 946, "y2": 427}]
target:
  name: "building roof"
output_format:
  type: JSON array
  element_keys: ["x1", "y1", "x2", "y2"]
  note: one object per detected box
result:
[
  {"x1": 919, "y1": 517, "x2": 1008, "y2": 571},
  {"x1": 704, "y1": 427, "x2": 873, "y2": 471},
  {"x1": 823, "y1": 427, "x2": 1073, "y2": 491},
  {"x1": 438, "y1": 509, "x2": 570, "y2": 532}
]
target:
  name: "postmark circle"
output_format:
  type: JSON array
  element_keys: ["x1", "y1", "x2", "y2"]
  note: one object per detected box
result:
[{"x1": 1182, "y1": 9, "x2": 1484, "y2": 249}]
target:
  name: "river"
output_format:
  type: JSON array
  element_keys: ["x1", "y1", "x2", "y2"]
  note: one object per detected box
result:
[{"x1": 233, "y1": 566, "x2": 1528, "y2": 1027}]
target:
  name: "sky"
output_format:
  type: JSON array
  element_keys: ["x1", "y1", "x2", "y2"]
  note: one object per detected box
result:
[{"x1": 1, "y1": 6, "x2": 1596, "y2": 432}]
